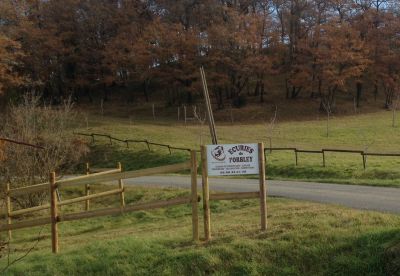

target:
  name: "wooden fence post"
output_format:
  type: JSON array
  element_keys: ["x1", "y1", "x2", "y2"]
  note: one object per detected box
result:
[
  {"x1": 118, "y1": 162, "x2": 125, "y2": 208},
  {"x1": 201, "y1": 145, "x2": 211, "y2": 241},
  {"x1": 362, "y1": 154, "x2": 367, "y2": 169},
  {"x1": 258, "y1": 143, "x2": 267, "y2": 231},
  {"x1": 6, "y1": 183, "x2": 12, "y2": 240},
  {"x1": 190, "y1": 150, "x2": 199, "y2": 242},
  {"x1": 85, "y1": 163, "x2": 90, "y2": 211},
  {"x1": 50, "y1": 172, "x2": 59, "y2": 254},
  {"x1": 295, "y1": 149, "x2": 298, "y2": 166},
  {"x1": 322, "y1": 151, "x2": 326, "y2": 167}
]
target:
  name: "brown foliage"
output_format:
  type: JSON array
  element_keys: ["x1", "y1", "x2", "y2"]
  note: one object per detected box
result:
[{"x1": 1, "y1": 1, "x2": 400, "y2": 110}]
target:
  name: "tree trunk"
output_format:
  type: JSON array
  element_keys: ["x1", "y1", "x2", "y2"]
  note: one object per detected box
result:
[
  {"x1": 260, "y1": 81, "x2": 265, "y2": 103},
  {"x1": 356, "y1": 82, "x2": 362, "y2": 108},
  {"x1": 143, "y1": 79, "x2": 149, "y2": 102}
]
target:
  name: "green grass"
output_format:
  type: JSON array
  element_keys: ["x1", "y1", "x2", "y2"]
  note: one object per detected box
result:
[
  {"x1": 73, "y1": 110, "x2": 400, "y2": 187},
  {"x1": 1, "y1": 185, "x2": 399, "y2": 275}
]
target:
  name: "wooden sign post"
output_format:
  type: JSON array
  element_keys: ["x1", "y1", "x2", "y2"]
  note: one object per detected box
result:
[{"x1": 201, "y1": 143, "x2": 267, "y2": 241}]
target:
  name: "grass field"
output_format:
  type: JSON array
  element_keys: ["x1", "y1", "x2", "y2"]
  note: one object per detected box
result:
[
  {"x1": 1, "y1": 184, "x2": 399, "y2": 275},
  {"x1": 74, "y1": 109, "x2": 400, "y2": 187}
]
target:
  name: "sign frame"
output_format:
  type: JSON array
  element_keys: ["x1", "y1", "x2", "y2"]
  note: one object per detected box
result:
[
  {"x1": 201, "y1": 143, "x2": 267, "y2": 241},
  {"x1": 206, "y1": 143, "x2": 259, "y2": 176}
]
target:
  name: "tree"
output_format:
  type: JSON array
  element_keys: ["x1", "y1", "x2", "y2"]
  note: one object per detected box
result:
[
  {"x1": 0, "y1": 94, "x2": 89, "y2": 208},
  {"x1": 0, "y1": 35, "x2": 24, "y2": 94}
]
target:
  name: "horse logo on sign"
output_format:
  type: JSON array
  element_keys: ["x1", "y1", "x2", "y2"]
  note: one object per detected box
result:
[{"x1": 211, "y1": 145, "x2": 226, "y2": 161}]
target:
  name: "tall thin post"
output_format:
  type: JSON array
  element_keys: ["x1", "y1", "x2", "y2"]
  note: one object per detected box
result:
[
  {"x1": 201, "y1": 145, "x2": 211, "y2": 241},
  {"x1": 190, "y1": 150, "x2": 199, "y2": 242},
  {"x1": 184, "y1": 105, "x2": 187, "y2": 124},
  {"x1": 50, "y1": 172, "x2": 59, "y2": 254},
  {"x1": 200, "y1": 67, "x2": 218, "y2": 144},
  {"x1": 6, "y1": 183, "x2": 12, "y2": 240},
  {"x1": 362, "y1": 154, "x2": 366, "y2": 170},
  {"x1": 258, "y1": 143, "x2": 267, "y2": 231},
  {"x1": 118, "y1": 162, "x2": 125, "y2": 208},
  {"x1": 85, "y1": 163, "x2": 90, "y2": 211}
]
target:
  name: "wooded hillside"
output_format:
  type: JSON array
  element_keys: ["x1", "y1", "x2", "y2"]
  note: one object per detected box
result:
[{"x1": 1, "y1": 0, "x2": 399, "y2": 111}]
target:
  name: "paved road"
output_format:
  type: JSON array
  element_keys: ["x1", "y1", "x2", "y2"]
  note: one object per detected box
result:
[{"x1": 122, "y1": 176, "x2": 400, "y2": 214}]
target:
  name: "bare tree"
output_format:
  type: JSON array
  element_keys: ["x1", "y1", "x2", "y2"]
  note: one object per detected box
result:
[
  {"x1": 322, "y1": 100, "x2": 332, "y2": 137},
  {"x1": 391, "y1": 87, "x2": 400, "y2": 127},
  {"x1": 0, "y1": 93, "x2": 89, "y2": 208},
  {"x1": 266, "y1": 105, "x2": 278, "y2": 152}
]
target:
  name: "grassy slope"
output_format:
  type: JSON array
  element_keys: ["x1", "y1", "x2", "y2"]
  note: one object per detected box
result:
[
  {"x1": 2, "y1": 185, "x2": 400, "y2": 275},
  {"x1": 75, "y1": 110, "x2": 400, "y2": 187}
]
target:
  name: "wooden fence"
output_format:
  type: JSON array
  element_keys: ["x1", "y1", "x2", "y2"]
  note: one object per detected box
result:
[
  {"x1": 1, "y1": 151, "x2": 200, "y2": 253},
  {"x1": 74, "y1": 132, "x2": 400, "y2": 169},
  {"x1": 264, "y1": 147, "x2": 400, "y2": 169},
  {"x1": 73, "y1": 132, "x2": 193, "y2": 154}
]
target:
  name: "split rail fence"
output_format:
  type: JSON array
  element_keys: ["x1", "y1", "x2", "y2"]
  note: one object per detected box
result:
[
  {"x1": 74, "y1": 132, "x2": 400, "y2": 169},
  {"x1": 1, "y1": 151, "x2": 201, "y2": 253},
  {"x1": 1, "y1": 149, "x2": 272, "y2": 253},
  {"x1": 265, "y1": 147, "x2": 400, "y2": 169},
  {"x1": 74, "y1": 132, "x2": 193, "y2": 154}
]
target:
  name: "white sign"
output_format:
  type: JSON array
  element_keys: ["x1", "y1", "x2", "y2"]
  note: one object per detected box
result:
[{"x1": 207, "y1": 144, "x2": 259, "y2": 176}]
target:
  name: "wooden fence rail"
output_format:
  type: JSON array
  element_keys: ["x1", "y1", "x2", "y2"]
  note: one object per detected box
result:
[
  {"x1": 1, "y1": 154, "x2": 200, "y2": 253},
  {"x1": 265, "y1": 147, "x2": 400, "y2": 169},
  {"x1": 76, "y1": 132, "x2": 400, "y2": 169},
  {"x1": 73, "y1": 132, "x2": 196, "y2": 153}
]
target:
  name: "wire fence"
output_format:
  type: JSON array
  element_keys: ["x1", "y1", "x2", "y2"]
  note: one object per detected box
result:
[
  {"x1": 73, "y1": 132, "x2": 400, "y2": 169},
  {"x1": 73, "y1": 132, "x2": 194, "y2": 154}
]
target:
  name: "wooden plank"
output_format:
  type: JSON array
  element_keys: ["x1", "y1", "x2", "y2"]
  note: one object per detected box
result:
[
  {"x1": 50, "y1": 172, "x2": 59, "y2": 254},
  {"x1": 296, "y1": 150, "x2": 323, "y2": 154},
  {"x1": 0, "y1": 217, "x2": 52, "y2": 232},
  {"x1": 169, "y1": 146, "x2": 191, "y2": 152},
  {"x1": 10, "y1": 204, "x2": 50, "y2": 217},
  {"x1": 59, "y1": 196, "x2": 194, "y2": 222},
  {"x1": 209, "y1": 192, "x2": 259, "y2": 201},
  {"x1": 322, "y1": 149, "x2": 363, "y2": 154},
  {"x1": 0, "y1": 195, "x2": 200, "y2": 233},
  {"x1": 190, "y1": 150, "x2": 199, "y2": 242},
  {"x1": 259, "y1": 143, "x2": 267, "y2": 231},
  {"x1": 363, "y1": 153, "x2": 400, "y2": 157},
  {"x1": 90, "y1": 167, "x2": 116, "y2": 173},
  {"x1": 201, "y1": 145, "x2": 211, "y2": 241},
  {"x1": 57, "y1": 162, "x2": 191, "y2": 187},
  {"x1": 9, "y1": 182, "x2": 48, "y2": 196},
  {"x1": 9, "y1": 168, "x2": 120, "y2": 196},
  {"x1": 118, "y1": 162, "x2": 125, "y2": 208},
  {"x1": 85, "y1": 163, "x2": 90, "y2": 211},
  {"x1": 58, "y1": 189, "x2": 123, "y2": 206},
  {"x1": 10, "y1": 188, "x2": 124, "y2": 216}
]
